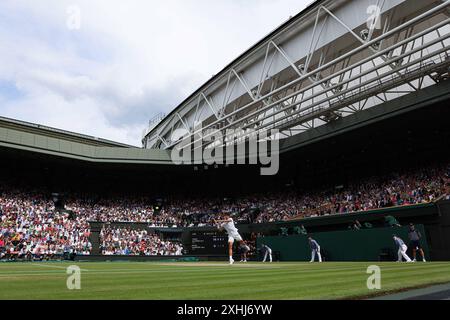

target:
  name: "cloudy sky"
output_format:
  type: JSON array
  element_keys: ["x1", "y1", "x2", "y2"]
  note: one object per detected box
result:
[{"x1": 0, "y1": 0, "x2": 311, "y2": 146}]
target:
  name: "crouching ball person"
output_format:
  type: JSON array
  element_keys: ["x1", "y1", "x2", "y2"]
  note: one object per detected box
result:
[
  {"x1": 393, "y1": 235, "x2": 412, "y2": 262},
  {"x1": 240, "y1": 241, "x2": 250, "y2": 262},
  {"x1": 261, "y1": 244, "x2": 272, "y2": 263},
  {"x1": 308, "y1": 236, "x2": 322, "y2": 263},
  {"x1": 214, "y1": 215, "x2": 244, "y2": 265}
]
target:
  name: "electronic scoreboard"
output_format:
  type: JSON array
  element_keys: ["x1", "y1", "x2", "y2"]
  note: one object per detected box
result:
[{"x1": 190, "y1": 231, "x2": 228, "y2": 254}]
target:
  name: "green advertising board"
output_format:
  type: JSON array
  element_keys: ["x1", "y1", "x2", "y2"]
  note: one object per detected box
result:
[{"x1": 257, "y1": 225, "x2": 429, "y2": 262}]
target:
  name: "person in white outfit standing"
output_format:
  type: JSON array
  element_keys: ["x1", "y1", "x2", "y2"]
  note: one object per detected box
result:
[
  {"x1": 213, "y1": 215, "x2": 244, "y2": 265},
  {"x1": 393, "y1": 235, "x2": 412, "y2": 262},
  {"x1": 308, "y1": 236, "x2": 322, "y2": 263},
  {"x1": 261, "y1": 244, "x2": 272, "y2": 263}
]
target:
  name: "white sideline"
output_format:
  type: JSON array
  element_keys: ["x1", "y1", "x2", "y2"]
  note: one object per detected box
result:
[{"x1": 32, "y1": 263, "x2": 89, "y2": 272}]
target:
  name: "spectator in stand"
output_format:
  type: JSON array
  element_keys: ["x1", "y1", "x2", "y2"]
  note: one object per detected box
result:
[
  {"x1": 0, "y1": 235, "x2": 5, "y2": 259},
  {"x1": 349, "y1": 220, "x2": 362, "y2": 230},
  {"x1": 385, "y1": 215, "x2": 401, "y2": 228}
]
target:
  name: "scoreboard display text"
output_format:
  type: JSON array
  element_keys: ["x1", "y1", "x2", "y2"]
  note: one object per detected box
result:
[{"x1": 191, "y1": 231, "x2": 228, "y2": 254}]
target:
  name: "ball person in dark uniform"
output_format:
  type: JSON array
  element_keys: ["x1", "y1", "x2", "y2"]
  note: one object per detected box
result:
[{"x1": 408, "y1": 223, "x2": 427, "y2": 262}]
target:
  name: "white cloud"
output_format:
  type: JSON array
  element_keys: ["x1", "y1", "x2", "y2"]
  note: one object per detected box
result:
[{"x1": 0, "y1": 0, "x2": 311, "y2": 146}]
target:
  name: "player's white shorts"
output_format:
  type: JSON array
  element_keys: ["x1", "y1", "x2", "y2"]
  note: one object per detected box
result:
[{"x1": 228, "y1": 232, "x2": 243, "y2": 243}]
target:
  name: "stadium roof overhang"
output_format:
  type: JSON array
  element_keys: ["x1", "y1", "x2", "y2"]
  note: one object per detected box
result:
[
  {"x1": 1, "y1": 80, "x2": 449, "y2": 167},
  {"x1": 0, "y1": 116, "x2": 171, "y2": 165},
  {"x1": 142, "y1": 0, "x2": 450, "y2": 152},
  {"x1": 0, "y1": 116, "x2": 136, "y2": 148}
]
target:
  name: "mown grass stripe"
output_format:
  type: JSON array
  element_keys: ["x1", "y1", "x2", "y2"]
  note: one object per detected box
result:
[{"x1": 0, "y1": 262, "x2": 448, "y2": 300}]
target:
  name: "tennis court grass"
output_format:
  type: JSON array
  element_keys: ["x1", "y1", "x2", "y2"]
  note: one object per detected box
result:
[{"x1": 0, "y1": 261, "x2": 449, "y2": 300}]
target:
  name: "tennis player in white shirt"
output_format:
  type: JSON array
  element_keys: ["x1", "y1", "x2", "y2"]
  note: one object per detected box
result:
[{"x1": 213, "y1": 215, "x2": 244, "y2": 265}]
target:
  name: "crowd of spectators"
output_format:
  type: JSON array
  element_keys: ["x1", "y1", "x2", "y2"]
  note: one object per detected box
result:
[
  {"x1": 0, "y1": 190, "x2": 91, "y2": 261},
  {"x1": 43, "y1": 163, "x2": 449, "y2": 227},
  {"x1": 270, "y1": 165, "x2": 449, "y2": 222},
  {"x1": 1, "y1": 163, "x2": 448, "y2": 259},
  {"x1": 100, "y1": 226, "x2": 183, "y2": 256},
  {"x1": 169, "y1": 164, "x2": 449, "y2": 224}
]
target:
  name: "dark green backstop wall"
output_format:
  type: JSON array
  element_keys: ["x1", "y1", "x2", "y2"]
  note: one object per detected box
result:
[{"x1": 257, "y1": 225, "x2": 429, "y2": 262}]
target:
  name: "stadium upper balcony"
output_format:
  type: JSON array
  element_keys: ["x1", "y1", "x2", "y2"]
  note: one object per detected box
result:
[
  {"x1": 0, "y1": 116, "x2": 133, "y2": 148},
  {"x1": 0, "y1": 115, "x2": 172, "y2": 164}
]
